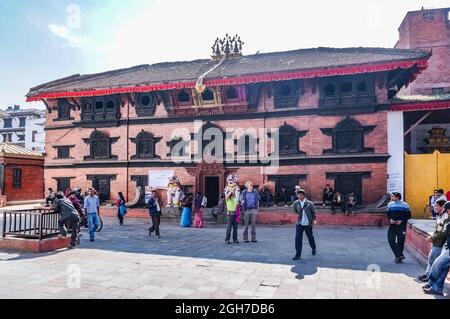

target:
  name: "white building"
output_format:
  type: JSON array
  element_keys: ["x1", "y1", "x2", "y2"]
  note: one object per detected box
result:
[{"x1": 0, "y1": 105, "x2": 45, "y2": 153}]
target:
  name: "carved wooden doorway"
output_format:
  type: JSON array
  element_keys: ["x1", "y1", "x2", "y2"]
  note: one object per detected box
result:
[{"x1": 195, "y1": 161, "x2": 225, "y2": 208}]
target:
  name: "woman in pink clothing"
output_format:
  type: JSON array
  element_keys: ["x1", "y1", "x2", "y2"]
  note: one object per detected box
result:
[{"x1": 193, "y1": 192, "x2": 207, "y2": 228}]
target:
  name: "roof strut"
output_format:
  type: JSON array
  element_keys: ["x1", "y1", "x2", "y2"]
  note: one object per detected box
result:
[{"x1": 404, "y1": 111, "x2": 433, "y2": 137}]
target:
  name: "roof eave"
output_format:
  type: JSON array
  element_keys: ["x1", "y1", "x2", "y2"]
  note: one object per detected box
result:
[{"x1": 26, "y1": 56, "x2": 431, "y2": 102}]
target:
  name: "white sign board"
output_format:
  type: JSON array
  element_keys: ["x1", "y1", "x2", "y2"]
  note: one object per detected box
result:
[
  {"x1": 148, "y1": 170, "x2": 174, "y2": 189},
  {"x1": 387, "y1": 112, "x2": 404, "y2": 195}
]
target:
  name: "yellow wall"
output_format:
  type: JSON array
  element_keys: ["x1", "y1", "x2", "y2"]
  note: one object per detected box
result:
[{"x1": 405, "y1": 151, "x2": 450, "y2": 218}]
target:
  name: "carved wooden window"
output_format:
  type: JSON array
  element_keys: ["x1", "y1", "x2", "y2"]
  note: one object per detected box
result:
[
  {"x1": 319, "y1": 76, "x2": 375, "y2": 109},
  {"x1": 246, "y1": 83, "x2": 262, "y2": 110},
  {"x1": 277, "y1": 124, "x2": 307, "y2": 155},
  {"x1": 340, "y1": 82, "x2": 353, "y2": 96},
  {"x1": 167, "y1": 137, "x2": 189, "y2": 157},
  {"x1": 321, "y1": 117, "x2": 375, "y2": 154},
  {"x1": 56, "y1": 99, "x2": 72, "y2": 120},
  {"x1": 225, "y1": 86, "x2": 239, "y2": 100},
  {"x1": 13, "y1": 168, "x2": 22, "y2": 189},
  {"x1": 106, "y1": 100, "x2": 116, "y2": 111},
  {"x1": 358, "y1": 81, "x2": 367, "y2": 93},
  {"x1": 324, "y1": 83, "x2": 336, "y2": 97},
  {"x1": 204, "y1": 122, "x2": 224, "y2": 156},
  {"x1": 95, "y1": 100, "x2": 104, "y2": 113},
  {"x1": 273, "y1": 80, "x2": 301, "y2": 108},
  {"x1": 81, "y1": 96, "x2": 120, "y2": 122},
  {"x1": 236, "y1": 135, "x2": 258, "y2": 156},
  {"x1": 336, "y1": 118, "x2": 362, "y2": 153},
  {"x1": 136, "y1": 93, "x2": 157, "y2": 116},
  {"x1": 131, "y1": 130, "x2": 161, "y2": 159},
  {"x1": 280, "y1": 125, "x2": 297, "y2": 154},
  {"x1": 92, "y1": 134, "x2": 109, "y2": 158},
  {"x1": 191, "y1": 122, "x2": 224, "y2": 157},
  {"x1": 83, "y1": 130, "x2": 119, "y2": 160},
  {"x1": 177, "y1": 90, "x2": 191, "y2": 105},
  {"x1": 201, "y1": 88, "x2": 215, "y2": 103}
]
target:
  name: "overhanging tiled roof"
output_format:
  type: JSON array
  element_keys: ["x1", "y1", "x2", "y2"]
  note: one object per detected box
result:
[
  {"x1": 391, "y1": 94, "x2": 450, "y2": 112},
  {"x1": 26, "y1": 47, "x2": 430, "y2": 102},
  {"x1": 0, "y1": 142, "x2": 43, "y2": 160}
]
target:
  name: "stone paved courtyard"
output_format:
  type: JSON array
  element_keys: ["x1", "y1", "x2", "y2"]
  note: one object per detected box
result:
[{"x1": 0, "y1": 217, "x2": 448, "y2": 299}]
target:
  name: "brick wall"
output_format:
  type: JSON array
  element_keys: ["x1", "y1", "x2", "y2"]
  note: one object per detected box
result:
[
  {"x1": 396, "y1": 7, "x2": 450, "y2": 94},
  {"x1": 2, "y1": 158, "x2": 44, "y2": 201},
  {"x1": 43, "y1": 76, "x2": 390, "y2": 204}
]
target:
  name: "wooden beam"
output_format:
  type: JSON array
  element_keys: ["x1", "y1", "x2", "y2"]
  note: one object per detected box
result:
[
  {"x1": 69, "y1": 98, "x2": 80, "y2": 110},
  {"x1": 404, "y1": 111, "x2": 433, "y2": 137},
  {"x1": 41, "y1": 99, "x2": 52, "y2": 113}
]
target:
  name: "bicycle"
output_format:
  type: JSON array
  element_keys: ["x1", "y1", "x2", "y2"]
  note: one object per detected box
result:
[{"x1": 78, "y1": 210, "x2": 104, "y2": 232}]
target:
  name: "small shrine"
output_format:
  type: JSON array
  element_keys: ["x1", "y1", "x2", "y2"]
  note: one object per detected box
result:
[
  {"x1": 420, "y1": 126, "x2": 450, "y2": 153},
  {"x1": 211, "y1": 34, "x2": 244, "y2": 60}
]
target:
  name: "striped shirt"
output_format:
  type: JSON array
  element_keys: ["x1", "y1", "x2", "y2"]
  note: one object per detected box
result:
[{"x1": 387, "y1": 200, "x2": 411, "y2": 224}]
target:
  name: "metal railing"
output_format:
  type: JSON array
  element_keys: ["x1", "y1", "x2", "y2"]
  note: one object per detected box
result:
[{"x1": 2, "y1": 209, "x2": 60, "y2": 240}]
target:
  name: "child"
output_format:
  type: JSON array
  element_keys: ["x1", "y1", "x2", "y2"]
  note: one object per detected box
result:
[{"x1": 225, "y1": 191, "x2": 239, "y2": 244}]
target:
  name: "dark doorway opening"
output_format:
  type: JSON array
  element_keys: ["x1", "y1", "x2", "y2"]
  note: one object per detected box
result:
[
  {"x1": 205, "y1": 176, "x2": 220, "y2": 208},
  {"x1": 131, "y1": 175, "x2": 148, "y2": 206},
  {"x1": 87, "y1": 174, "x2": 117, "y2": 203},
  {"x1": 327, "y1": 172, "x2": 371, "y2": 205},
  {"x1": 268, "y1": 174, "x2": 307, "y2": 202},
  {"x1": 93, "y1": 179, "x2": 110, "y2": 203}
]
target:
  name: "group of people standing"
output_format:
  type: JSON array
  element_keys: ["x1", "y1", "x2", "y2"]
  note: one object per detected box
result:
[
  {"x1": 179, "y1": 192, "x2": 208, "y2": 228},
  {"x1": 51, "y1": 187, "x2": 102, "y2": 248},
  {"x1": 221, "y1": 181, "x2": 261, "y2": 244},
  {"x1": 51, "y1": 182, "x2": 450, "y2": 296}
]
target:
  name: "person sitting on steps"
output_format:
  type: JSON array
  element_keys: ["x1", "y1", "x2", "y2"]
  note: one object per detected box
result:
[
  {"x1": 331, "y1": 191, "x2": 345, "y2": 214},
  {"x1": 345, "y1": 192, "x2": 357, "y2": 216}
]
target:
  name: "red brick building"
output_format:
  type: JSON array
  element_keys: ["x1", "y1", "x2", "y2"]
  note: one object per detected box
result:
[
  {"x1": 387, "y1": 7, "x2": 450, "y2": 216},
  {"x1": 0, "y1": 142, "x2": 44, "y2": 202},
  {"x1": 26, "y1": 39, "x2": 431, "y2": 207},
  {"x1": 395, "y1": 7, "x2": 450, "y2": 95}
]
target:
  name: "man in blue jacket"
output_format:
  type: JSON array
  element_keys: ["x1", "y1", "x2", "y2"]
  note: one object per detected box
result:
[{"x1": 387, "y1": 192, "x2": 411, "y2": 263}]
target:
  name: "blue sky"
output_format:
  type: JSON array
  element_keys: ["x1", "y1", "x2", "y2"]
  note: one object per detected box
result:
[{"x1": 0, "y1": 0, "x2": 449, "y2": 109}]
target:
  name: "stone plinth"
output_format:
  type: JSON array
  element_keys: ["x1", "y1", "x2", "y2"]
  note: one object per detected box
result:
[
  {"x1": 406, "y1": 219, "x2": 450, "y2": 281},
  {"x1": 0, "y1": 237, "x2": 70, "y2": 253},
  {"x1": 99, "y1": 206, "x2": 389, "y2": 227}
]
